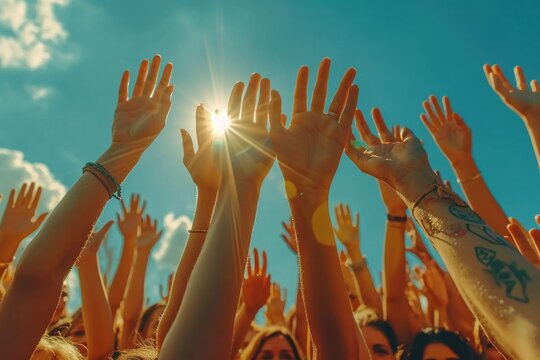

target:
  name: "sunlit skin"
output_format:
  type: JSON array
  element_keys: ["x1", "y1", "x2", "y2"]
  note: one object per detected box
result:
[
  {"x1": 422, "y1": 342, "x2": 459, "y2": 360},
  {"x1": 345, "y1": 117, "x2": 540, "y2": 358},
  {"x1": 212, "y1": 110, "x2": 231, "y2": 135},
  {"x1": 255, "y1": 335, "x2": 296, "y2": 360},
  {"x1": 360, "y1": 326, "x2": 393, "y2": 360},
  {"x1": 67, "y1": 318, "x2": 87, "y2": 356}
]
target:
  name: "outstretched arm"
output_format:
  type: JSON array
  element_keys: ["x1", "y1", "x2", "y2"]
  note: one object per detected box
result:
[
  {"x1": 0, "y1": 55, "x2": 173, "y2": 360},
  {"x1": 484, "y1": 64, "x2": 540, "y2": 169},
  {"x1": 156, "y1": 105, "x2": 219, "y2": 348},
  {"x1": 420, "y1": 95, "x2": 509, "y2": 236},
  {"x1": 77, "y1": 221, "x2": 115, "y2": 360},
  {"x1": 108, "y1": 194, "x2": 145, "y2": 318},
  {"x1": 269, "y1": 59, "x2": 367, "y2": 359},
  {"x1": 346, "y1": 126, "x2": 540, "y2": 360},
  {"x1": 160, "y1": 74, "x2": 274, "y2": 359}
]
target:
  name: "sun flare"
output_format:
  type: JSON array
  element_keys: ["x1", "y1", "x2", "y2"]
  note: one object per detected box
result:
[{"x1": 212, "y1": 111, "x2": 230, "y2": 135}]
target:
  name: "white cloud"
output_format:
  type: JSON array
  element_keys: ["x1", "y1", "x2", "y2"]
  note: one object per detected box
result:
[
  {"x1": 25, "y1": 84, "x2": 53, "y2": 100},
  {"x1": 0, "y1": 0, "x2": 69, "y2": 69},
  {"x1": 0, "y1": 148, "x2": 66, "y2": 211},
  {"x1": 152, "y1": 212, "x2": 192, "y2": 270}
]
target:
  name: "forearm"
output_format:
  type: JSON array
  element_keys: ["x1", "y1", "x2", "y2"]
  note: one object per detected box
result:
[
  {"x1": 410, "y1": 186, "x2": 540, "y2": 359},
  {"x1": 230, "y1": 303, "x2": 257, "y2": 359},
  {"x1": 160, "y1": 181, "x2": 259, "y2": 359},
  {"x1": 108, "y1": 237, "x2": 135, "y2": 316},
  {"x1": 156, "y1": 189, "x2": 215, "y2": 348},
  {"x1": 383, "y1": 220, "x2": 413, "y2": 344},
  {"x1": 0, "y1": 145, "x2": 140, "y2": 360},
  {"x1": 120, "y1": 251, "x2": 150, "y2": 348},
  {"x1": 349, "y1": 248, "x2": 381, "y2": 314},
  {"x1": 451, "y1": 156, "x2": 509, "y2": 236},
  {"x1": 79, "y1": 258, "x2": 115, "y2": 360},
  {"x1": 290, "y1": 193, "x2": 360, "y2": 359}
]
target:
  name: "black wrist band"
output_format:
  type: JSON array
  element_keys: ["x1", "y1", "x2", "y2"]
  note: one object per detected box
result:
[{"x1": 387, "y1": 214, "x2": 407, "y2": 222}]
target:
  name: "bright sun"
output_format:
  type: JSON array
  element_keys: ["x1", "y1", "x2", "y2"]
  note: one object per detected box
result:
[{"x1": 212, "y1": 111, "x2": 230, "y2": 135}]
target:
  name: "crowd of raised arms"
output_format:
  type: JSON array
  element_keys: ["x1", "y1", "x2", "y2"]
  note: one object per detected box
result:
[{"x1": 0, "y1": 55, "x2": 539, "y2": 360}]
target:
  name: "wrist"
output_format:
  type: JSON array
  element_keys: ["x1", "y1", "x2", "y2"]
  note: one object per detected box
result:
[
  {"x1": 242, "y1": 302, "x2": 260, "y2": 317},
  {"x1": 191, "y1": 188, "x2": 217, "y2": 230},
  {"x1": 347, "y1": 247, "x2": 363, "y2": 263},
  {"x1": 387, "y1": 208, "x2": 407, "y2": 217},
  {"x1": 0, "y1": 232, "x2": 19, "y2": 263},
  {"x1": 450, "y1": 155, "x2": 479, "y2": 179},
  {"x1": 96, "y1": 144, "x2": 144, "y2": 185},
  {"x1": 394, "y1": 169, "x2": 439, "y2": 205}
]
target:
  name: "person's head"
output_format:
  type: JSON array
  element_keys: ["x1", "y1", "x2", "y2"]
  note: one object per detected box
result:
[
  {"x1": 240, "y1": 326, "x2": 302, "y2": 360},
  {"x1": 397, "y1": 328, "x2": 480, "y2": 360},
  {"x1": 112, "y1": 342, "x2": 157, "y2": 360},
  {"x1": 355, "y1": 307, "x2": 397, "y2": 359},
  {"x1": 137, "y1": 303, "x2": 165, "y2": 340},
  {"x1": 51, "y1": 282, "x2": 69, "y2": 325},
  {"x1": 65, "y1": 309, "x2": 87, "y2": 356},
  {"x1": 31, "y1": 335, "x2": 83, "y2": 360}
]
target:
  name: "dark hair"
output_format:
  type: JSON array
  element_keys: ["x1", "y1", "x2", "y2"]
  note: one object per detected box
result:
[
  {"x1": 137, "y1": 303, "x2": 165, "y2": 336},
  {"x1": 397, "y1": 328, "x2": 480, "y2": 360},
  {"x1": 354, "y1": 306, "x2": 398, "y2": 353}
]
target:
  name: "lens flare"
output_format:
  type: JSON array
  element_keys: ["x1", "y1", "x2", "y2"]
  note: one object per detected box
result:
[{"x1": 212, "y1": 111, "x2": 230, "y2": 135}]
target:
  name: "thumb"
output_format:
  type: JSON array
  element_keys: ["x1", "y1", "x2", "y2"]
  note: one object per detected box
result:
[
  {"x1": 33, "y1": 212, "x2": 49, "y2": 228},
  {"x1": 180, "y1": 129, "x2": 195, "y2": 165}
]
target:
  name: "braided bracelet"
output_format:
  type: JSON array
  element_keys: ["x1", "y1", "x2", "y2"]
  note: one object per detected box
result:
[{"x1": 83, "y1": 162, "x2": 122, "y2": 200}]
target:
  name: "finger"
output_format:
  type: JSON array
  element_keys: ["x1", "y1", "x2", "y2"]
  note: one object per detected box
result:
[
  {"x1": 131, "y1": 194, "x2": 138, "y2": 212},
  {"x1": 256, "y1": 78, "x2": 270, "y2": 128},
  {"x1": 269, "y1": 90, "x2": 284, "y2": 132},
  {"x1": 29, "y1": 186, "x2": 43, "y2": 210},
  {"x1": 489, "y1": 73, "x2": 509, "y2": 96},
  {"x1": 483, "y1": 64, "x2": 493, "y2": 85},
  {"x1": 156, "y1": 62, "x2": 173, "y2": 91},
  {"x1": 24, "y1": 183, "x2": 35, "y2": 208},
  {"x1": 262, "y1": 250, "x2": 268, "y2": 276},
  {"x1": 253, "y1": 248, "x2": 260, "y2": 275},
  {"x1": 118, "y1": 70, "x2": 130, "y2": 104},
  {"x1": 531, "y1": 80, "x2": 540, "y2": 92},
  {"x1": 311, "y1": 58, "x2": 331, "y2": 113},
  {"x1": 132, "y1": 59, "x2": 149, "y2": 97},
  {"x1": 508, "y1": 222, "x2": 535, "y2": 258},
  {"x1": 15, "y1": 183, "x2": 28, "y2": 207},
  {"x1": 529, "y1": 229, "x2": 540, "y2": 260},
  {"x1": 120, "y1": 199, "x2": 128, "y2": 216},
  {"x1": 372, "y1": 108, "x2": 394, "y2": 143},
  {"x1": 514, "y1": 66, "x2": 527, "y2": 91},
  {"x1": 240, "y1": 73, "x2": 261, "y2": 123},
  {"x1": 355, "y1": 212, "x2": 360, "y2": 228},
  {"x1": 429, "y1": 95, "x2": 446, "y2": 124},
  {"x1": 180, "y1": 129, "x2": 195, "y2": 165},
  {"x1": 422, "y1": 100, "x2": 440, "y2": 126},
  {"x1": 227, "y1": 82, "x2": 245, "y2": 122},
  {"x1": 420, "y1": 114, "x2": 436, "y2": 133},
  {"x1": 452, "y1": 113, "x2": 469, "y2": 131},
  {"x1": 7, "y1": 189, "x2": 15, "y2": 208},
  {"x1": 195, "y1": 105, "x2": 213, "y2": 148},
  {"x1": 33, "y1": 212, "x2": 48, "y2": 228},
  {"x1": 442, "y1": 96, "x2": 453, "y2": 121},
  {"x1": 142, "y1": 55, "x2": 162, "y2": 96},
  {"x1": 283, "y1": 287, "x2": 288, "y2": 302},
  {"x1": 328, "y1": 67, "x2": 356, "y2": 116},
  {"x1": 338, "y1": 84, "x2": 359, "y2": 133},
  {"x1": 334, "y1": 205, "x2": 341, "y2": 224},
  {"x1": 100, "y1": 220, "x2": 115, "y2": 237},
  {"x1": 139, "y1": 201, "x2": 147, "y2": 215},
  {"x1": 116, "y1": 212, "x2": 122, "y2": 225},
  {"x1": 344, "y1": 204, "x2": 351, "y2": 223},
  {"x1": 492, "y1": 64, "x2": 513, "y2": 90},
  {"x1": 246, "y1": 256, "x2": 252, "y2": 276},
  {"x1": 292, "y1": 66, "x2": 309, "y2": 115},
  {"x1": 354, "y1": 109, "x2": 379, "y2": 146}
]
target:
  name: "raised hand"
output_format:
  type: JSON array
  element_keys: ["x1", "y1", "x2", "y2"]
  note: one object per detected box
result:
[
  {"x1": 265, "y1": 282, "x2": 287, "y2": 325},
  {"x1": 269, "y1": 58, "x2": 358, "y2": 196},
  {"x1": 280, "y1": 218, "x2": 298, "y2": 254},
  {"x1": 0, "y1": 183, "x2": 48, "y2": 260},
  {"x1": 180, "y1": 105, "x2": 220, "y2": 193},
  {"x1": 77, "y1": 221, "x2": 114, "y2": 266},
  {"x1": 333, "y1": 203, "x2": 360, "y2": 253},
  {"x1": 484, "y1": 64, "x2": 540, "y2": 121},
  {"x1": 136, "y1": 215, "x2": 162, "y2": 254},
  {"x1": 507, "y1": 217, "x2": 540, "y2": 266},
  {"x1": 420, "y1": 96, "x2": 472, "y2": 164},
  {"x1": 219, "y1": 74, "x2": 274, "y2": 188},
  {"x1": 242, "y1": 248, "x2": 271, "y2": 313},
  {"x1": 116, "y1": 194, "x2": 145, "y2": 241},
  {"x1": 113, "y1": 55, "x2": 174, "y2": 147},
  {"x1": 351, "y1": 108, "x2": 408, "y2": 214}
]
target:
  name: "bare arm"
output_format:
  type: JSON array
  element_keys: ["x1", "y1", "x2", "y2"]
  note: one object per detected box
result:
[
  {"x1": 0, "y1": 56, "x2": 173, "y2": 360},
  {"x1": 420, "y1": 95, "x2": 509, "y2": 236},
  {"x1": 156, "y1": 106, "x2": 219, "y2": 348},
  {"x1": 108, "y1": 195, "x2": 145, "y2": 317},
  {"x1": 346, "y1": 126, "x2": 540, "y2": 360},
  {"x1": 160, "y1": 75, "x2": 274, "y2": 359},
  {"x1": 77, "y1": 221, "x2": 115, "y2": 360},
  {"x1": 269, "y1": 59, "x2": 367, "y2": 359}
]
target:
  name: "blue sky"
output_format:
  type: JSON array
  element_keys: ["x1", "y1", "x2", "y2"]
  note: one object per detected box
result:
[{"x1": 1, "y1": 0, "x2": 539, "y2": 318}]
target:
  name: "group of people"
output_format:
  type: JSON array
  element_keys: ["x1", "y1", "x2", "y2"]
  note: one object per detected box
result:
[{"x1": 0, "y1": 55, "x2": 538, "y2": 360}]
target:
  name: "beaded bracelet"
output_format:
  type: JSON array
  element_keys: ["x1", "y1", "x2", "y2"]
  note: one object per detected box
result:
[
  {"x1": 350, "y1": 256, "x2": 368, "y2": 272},
  {"x1": 188, "y1": 229, "x2": 208, "y2": 234},
  {"x1": 83, "y1": 162, "x2": 122, "y2": 200},
  {"x1": 387, "y1": 214, "x2": 407, "y2": 222}
]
